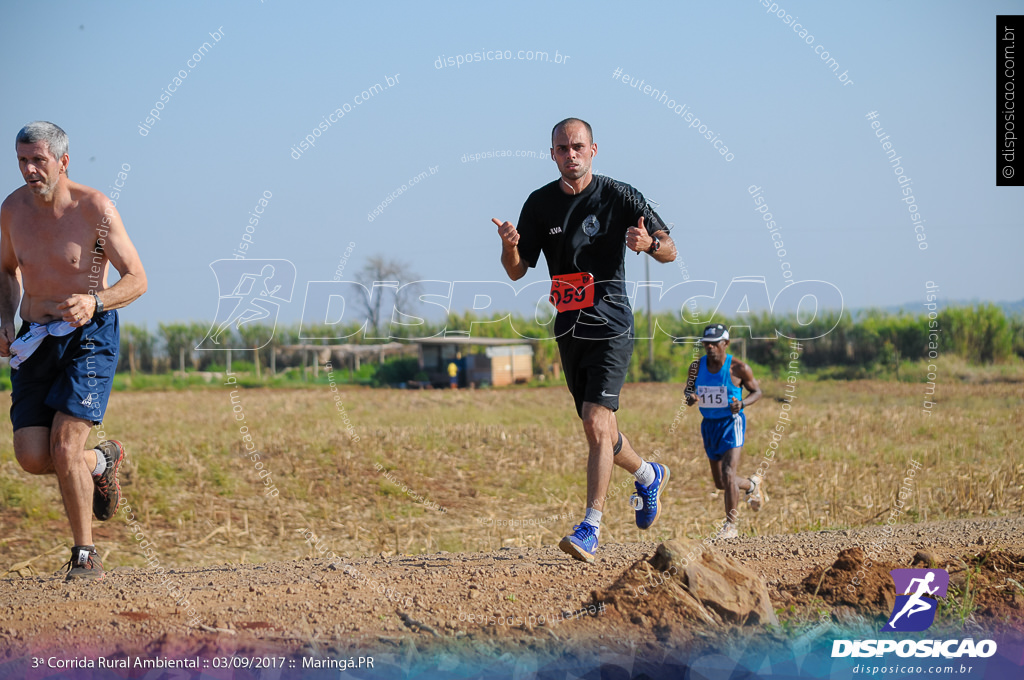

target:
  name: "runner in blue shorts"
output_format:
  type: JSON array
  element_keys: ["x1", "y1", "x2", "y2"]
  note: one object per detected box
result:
[
  {"x1": 685, "y1": 324, "x2": 765, "y2": 539},
  {"x1": 1, "y1": 122, "x2": 147, "y2": 580}
]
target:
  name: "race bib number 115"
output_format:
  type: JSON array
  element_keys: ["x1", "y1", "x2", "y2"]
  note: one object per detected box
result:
[{"x1": 697, "y1": 385, "x2": 727, "y2": 407}]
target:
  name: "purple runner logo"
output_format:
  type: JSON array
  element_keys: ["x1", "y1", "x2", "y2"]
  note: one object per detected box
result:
[
  {"x1": 198, "y1": 259, "x2": 296, "y2": 350},
  {"x1": 882, "y1": 568, "x2": 949, "y2": 632}
]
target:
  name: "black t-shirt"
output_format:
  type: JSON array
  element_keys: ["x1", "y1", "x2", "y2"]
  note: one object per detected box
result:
[{"x1": 516, "y1": 175, "x2": 669, "y2": 339}]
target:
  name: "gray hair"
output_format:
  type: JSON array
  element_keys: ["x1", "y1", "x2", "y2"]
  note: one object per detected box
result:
[{"x1": 16, "y1": 121, "x2": 69, "y2": 161}]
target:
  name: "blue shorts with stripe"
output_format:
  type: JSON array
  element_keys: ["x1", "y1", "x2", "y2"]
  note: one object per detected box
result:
[
  {"x1": 10, "y1": 311, "x2": 119, "y2": 430},
  {"x1": 700, "y1": 411, "x2": 746, "y2": 460}
]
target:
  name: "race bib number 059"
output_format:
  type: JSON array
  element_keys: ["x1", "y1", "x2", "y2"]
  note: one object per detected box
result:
[
  {"x1": 697, "y1": 385, "x2": 727, "y2": 407},
  {"x1": 550, "y1": 272, "x2": 595, "y2": 312}
]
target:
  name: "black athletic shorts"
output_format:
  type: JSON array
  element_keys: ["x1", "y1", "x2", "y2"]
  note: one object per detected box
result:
[{"x1": 556, "y1": 334, "x2": 633, "y2": 418}]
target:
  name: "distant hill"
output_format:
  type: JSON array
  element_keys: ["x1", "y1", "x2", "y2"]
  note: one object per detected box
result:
[
  {"x1": 857, "y1": 299, "x2": 1024, "y2": 318},
  {"x1": 1001, "y1": 299, "x2": 1024, "y2": 316}
]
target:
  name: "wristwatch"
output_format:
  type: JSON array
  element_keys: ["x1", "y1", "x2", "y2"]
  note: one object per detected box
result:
[
  {"x1": 647, "y1": 236, "x2": 661, "y2": 254},
  {"x1": 92, "y1": 293, "x2": 104, "y2": 317}
]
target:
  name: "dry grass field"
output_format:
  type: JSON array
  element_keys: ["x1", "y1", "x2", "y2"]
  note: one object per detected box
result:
[{"x1": 0, "y1": 374, "x2": 1021, "y2": 577}]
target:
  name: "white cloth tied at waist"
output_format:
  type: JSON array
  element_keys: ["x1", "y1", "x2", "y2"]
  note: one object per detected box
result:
[{"x1": 10, "y1": 319, "x2": 91, "y2": 370}]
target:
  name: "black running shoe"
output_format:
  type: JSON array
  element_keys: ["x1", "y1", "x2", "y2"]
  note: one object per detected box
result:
[
  {"x1": 92, "y1": 440, "x2": 125, "y2": 521},
  {"x1": 62, "y1": 545, "x2": 104, "y2": 581}
]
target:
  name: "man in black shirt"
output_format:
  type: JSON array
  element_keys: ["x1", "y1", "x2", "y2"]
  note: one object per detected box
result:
[{"x1": 492, "y1": 118, "x2": 677, "y2": 563}]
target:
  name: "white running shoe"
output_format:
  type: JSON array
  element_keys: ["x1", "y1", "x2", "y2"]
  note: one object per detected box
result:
[
  {"x1": 716, "y1": 520, "x2": 739, "y2": 540},
  {"x1": 746, "y1": 474, "x2": 766, "y2": 512}
]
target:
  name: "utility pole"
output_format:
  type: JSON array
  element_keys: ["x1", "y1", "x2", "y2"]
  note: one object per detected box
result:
[{"x1": 645, "y1": 257, "x2": 653, "y2": 365}]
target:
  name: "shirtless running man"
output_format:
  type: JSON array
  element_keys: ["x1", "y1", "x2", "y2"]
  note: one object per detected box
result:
[{"x1": 0, "y1": 121, "x2": 147, "y2": 580}]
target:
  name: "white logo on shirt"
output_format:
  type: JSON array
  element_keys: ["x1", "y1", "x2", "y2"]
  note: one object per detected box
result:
[
  {"x1": 582, "y1": 214, "x2": 600, "y2": 237},
  {"x1": 549, "y1": 226, "x2": 563, "y2": 235}
]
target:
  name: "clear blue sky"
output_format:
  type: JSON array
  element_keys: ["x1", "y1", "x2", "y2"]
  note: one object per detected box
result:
[{"x1": 1, "y1": 0, "x2": 1021, "y2": 329}]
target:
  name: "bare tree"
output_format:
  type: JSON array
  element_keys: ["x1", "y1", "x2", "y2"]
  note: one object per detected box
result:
[{"x1": 355, "y1": 255, "x2": 420, "y2": 337}]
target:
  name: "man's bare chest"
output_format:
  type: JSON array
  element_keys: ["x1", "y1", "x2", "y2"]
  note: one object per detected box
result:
[{"x1": 11, "y1": 211, "x2": 100, "y2": 275}]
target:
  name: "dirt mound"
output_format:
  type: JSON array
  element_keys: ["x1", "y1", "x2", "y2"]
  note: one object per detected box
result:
[
  {"x1": 959, "y1": 551, "x2": 1024, "y2": 623},
  {"x1": 592, "y1": 539, "x2": 776, "y2": 640},
  {"x1": 795, "y1": 547, "x2": 900, "y2": 618},
  {"x1": 787, "y1": 546, "x2": 1024, "y2": 627}
]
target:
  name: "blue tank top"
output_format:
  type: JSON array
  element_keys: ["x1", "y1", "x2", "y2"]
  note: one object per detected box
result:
[{"x1": 696, "y1": 354, "x2": 743, "y2": 419}]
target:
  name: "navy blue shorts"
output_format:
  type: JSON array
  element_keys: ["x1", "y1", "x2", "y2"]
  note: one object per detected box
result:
[
  {"x1": 10, "y1": 311, "x2": 119, "y2": 430},
  {"x1": 700, "y1": 411, "x2": 746, "y2": 460}
]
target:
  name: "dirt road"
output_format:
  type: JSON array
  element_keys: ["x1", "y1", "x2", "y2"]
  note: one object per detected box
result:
[{"x1": 1, "y1": 516, "x2": 1021, "y2": 677}]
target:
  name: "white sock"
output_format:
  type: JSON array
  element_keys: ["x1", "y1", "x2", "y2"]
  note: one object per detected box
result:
[
  {"x1": 583, "y1": 508, "x2": 602, "y2": 530},
  {"x1": 91, "y1": 449, "x2": 107, "y2": 477},
  {"x1": 634, "y1": 461, "x2": 656, "y2": 487}
]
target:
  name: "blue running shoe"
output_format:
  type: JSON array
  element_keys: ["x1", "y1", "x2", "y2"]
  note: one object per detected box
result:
[
  {"x1": 631, "y1": 463, "x2": 670, "y2": 530},
  {"x1": 558, "y1": 523, "x2": 599, "y2": 563}
]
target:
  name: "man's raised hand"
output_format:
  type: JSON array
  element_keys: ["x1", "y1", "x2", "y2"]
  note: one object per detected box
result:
[
  {"x1": 626, "y1": 216, "x2": 652, "y2": 253},
  {"x1": 492, "y1": 218, "x2": 520, "y2": 250},
  {"x1": 684, "y1": 360, "x2": 699, "y2": 405}
]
